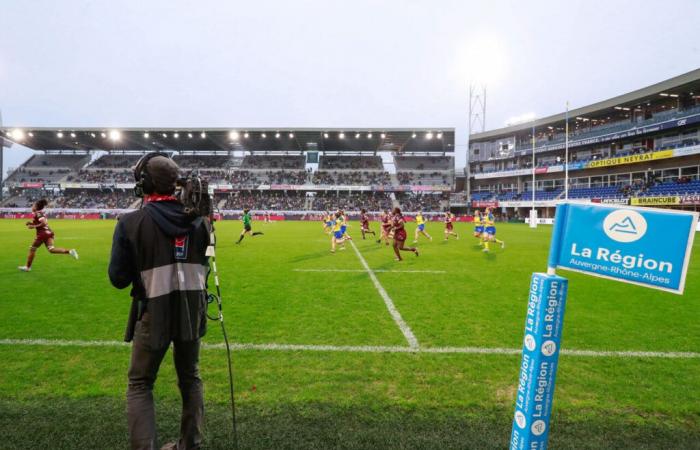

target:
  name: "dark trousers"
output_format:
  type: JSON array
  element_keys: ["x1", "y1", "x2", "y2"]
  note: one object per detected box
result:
[{"x1": 127, "y1": 312, "x2": 204, "y2": 450}]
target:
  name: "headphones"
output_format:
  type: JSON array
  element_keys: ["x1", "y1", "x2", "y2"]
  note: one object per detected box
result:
[{"x1": 133, "y1": 152, "x2": 171, "y2": 198}]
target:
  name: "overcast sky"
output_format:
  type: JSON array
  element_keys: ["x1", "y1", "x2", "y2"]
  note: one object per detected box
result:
[{"x1": 1, "y1": 0, "x2": 699, "y2": 177}]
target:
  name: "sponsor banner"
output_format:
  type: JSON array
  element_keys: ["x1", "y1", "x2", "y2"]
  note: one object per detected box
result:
[
  {"x1": 43, "y1": 183, "x2": 61, "y2": 190},
  {"x1": 500, "y1": 200, "x2": 559, "y2": 208},
  {"x1": 534, "y1": 167, "x2": 548, "y2": 174},
  {"x1": 525, "y1": 217, "x2": 555, "y2": 225},
  {"x1": 510, "y1": 273, "x2": 568, "y2": 450},
  {"x1": 672, "y1": 144, "x2": 700, "y2": 158},
  {"x1": 681, "y1": 195, "x2": 700, "y2": 205},
  {"x1": 591, "y1": 198, "x2": 630, "y2": 205},
  {"x1": 21, "y1": 182, "x2": 44, "y2": 188},
  {"x1": 472, "y1": 200, "x2": 499, "y2": 208},
  {"x1": 630, "y1": 196, "x2": 680, "y2": 206},
  {"x1": 586, "y1": 150, "x2": 673, "y2": 169},
  {"x1": 61, "y1": 183, "x2": 83, "y2": 189},
  {"x1": 116, "y1": 183, "x2": 135, "y2": 189},
  {"x1": 548, "y1": 203, "x2": 698, "y2": 293}
]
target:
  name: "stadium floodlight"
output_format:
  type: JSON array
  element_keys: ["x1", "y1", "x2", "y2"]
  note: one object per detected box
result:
[
  {"x1": 261, "y1": 133, "x2": 267, "y2": 138},
  {"x1": 339, "y1": 132, "x2": 345, "y2": 139},
  {"x1": 144, "y1": 132, "x2": 150, "y2": 138},
  {"x1": 323, "y1": 132, "x2": 329, "y2": 138},
  {"x1": 505, "y1": 112, "x2": 537, "y2": 127},
  {"x1": 27, "y1": 131, "x2": 34, "y2": 138},
  {"x1": 174, "y1": 132, "x2": 180, "y2": 139},
  {"x1": 109, "y1": 130, "x2": 121, "y2": 141},
  {"x1": 437, "y1": 132, "x2": 443, "y2": 139},
  {"x1": 229, "y1": 131, "x2": 240, "y2": 140},
  {"x1": 57, "y1": 132, "x2": 64, "y2": 138},
  {"x1": 90, "y1": 133, "x2": 96, "y2": 138},
  {"x1": 70, "y1": 132, "x2": 76, "y2": 138},
  {"x1": 275, "y1": 132, "x2": 281, "y2": 138},
  {"x1": 412, "y1": 133, "x2": 417, "y2": 138},
  {"x1": 10, "y1": 129, "x2": 26, "y2": 141},
  {"x1": 244, "y1": 132, "x2": 249, "y2": 138},
  {"x1": 289, "y1": 132, "x2": 294, "y2": 138},
  {"x1": 188, "y1": 133, "x2": 193, "y2": 139},
  {"x1": 426, "y1": 132, "x2": 433, "y2": 139},
  {"x1": 380, "y1": 133, "x2": 386, "y2": 139},
  {"x1": 162, "y1": 133, "x2": 168, "y2": 138},
  {"x1": 367, "y1": 133, "x2": 373, "y2": 138},
  {"x1": 101, "y1": 132, "x2": 107, "y2": 138},
  {"x1": 200, "y1": 132, "x2": 206, "y2": 138},
  {"x1": 355, "y1": 133, "x2": 360, "y2": 139}
]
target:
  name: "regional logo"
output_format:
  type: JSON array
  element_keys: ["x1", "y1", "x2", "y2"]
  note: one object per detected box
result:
[
  {"x1": 603, "y1": 209, "x2": 647, "y2": 243},
  {"x1": 514, "y1": 411, "x2": 527, "y2": 429}
]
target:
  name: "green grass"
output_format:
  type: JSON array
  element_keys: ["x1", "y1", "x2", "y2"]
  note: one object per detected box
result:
[{"x1": 0, "y1": 219, "x2": 699, "y2": 449}]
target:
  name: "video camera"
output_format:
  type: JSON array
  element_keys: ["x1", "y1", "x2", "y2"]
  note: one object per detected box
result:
[{"x1": 177, "y1": 171, "x2": 213, "y2": 218}]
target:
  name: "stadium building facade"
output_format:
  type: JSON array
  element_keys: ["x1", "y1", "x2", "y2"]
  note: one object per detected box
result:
[
  {"x1": 467, "y1": 68, "x2": 700, "y2": 218},
  {"x1": 0, "y1": 128, "x2": 455, "y2": 216}
]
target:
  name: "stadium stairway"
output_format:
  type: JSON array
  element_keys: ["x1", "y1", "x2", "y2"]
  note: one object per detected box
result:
[{"x1": 304, "y1": 196, "x2": 313, "y2": 210}]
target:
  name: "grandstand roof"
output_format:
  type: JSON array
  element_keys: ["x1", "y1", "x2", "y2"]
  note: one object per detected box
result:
[
  {"x1": 470, "y1": 67, "x2": 700, "y2": 141},
  {"x1": 0, "y1": 127, "x2": 454, "y2": 153}
]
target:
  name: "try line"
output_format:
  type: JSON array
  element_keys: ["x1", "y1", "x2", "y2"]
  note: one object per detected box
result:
[{"x1": 0, "y1": 339, "x2": 698, "y2": 359}]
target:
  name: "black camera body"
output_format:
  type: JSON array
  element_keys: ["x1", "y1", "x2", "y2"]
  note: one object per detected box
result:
[{"x1": 177, "y1": 171, "x2": 212, "y2": 218}]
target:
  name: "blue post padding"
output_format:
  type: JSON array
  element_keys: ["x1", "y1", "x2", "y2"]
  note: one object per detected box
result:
[
  {"x1": 547, "y1": 204, "x2": 569, "y2": 269},
  {"x1": 510, "y1": 273, "x2": 568, "y2": 450}
]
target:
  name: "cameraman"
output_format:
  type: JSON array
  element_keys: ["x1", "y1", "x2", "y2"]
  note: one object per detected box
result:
[{"x1": 109, "y1": 153, "x2": 210, "y2": 450}]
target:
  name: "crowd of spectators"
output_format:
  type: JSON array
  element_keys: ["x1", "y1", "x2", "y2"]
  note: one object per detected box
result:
[
  {"x1": 173, "y1": 155, "x2": 233, "y2": 169},
  {"x1": 310, "y1": 192, "x2": 394, "y2": 211},
  {"x1": 394, "y1": 156, "x2": 453, "y2": 170},
  {"x1": 7, "y1": 167, "x2": 73, "y2": 183},
  {"x1": 68, "y1": 170, "x2": 134, "y2": 184},
  {"x1": 319, "y1": 155, "x2": 384, "y2": 170},
  {"x1": 312, "y1": 171, "x2": 391, "y2": 185},
  {"x1": 50, "y1": 190, "x2": 135, "y2": 209},
  {"x1": 397, "y1": 171, "x2": 451, "y2": 186},
  {"x1": 88, "y1": 154, "x2": 142, "y2": 168},
  {"x1": 217, "y1": 191, "x2": 307, "y2": 210},
  {"x1": 242, "y1": 155, "x2": 305, "y2": 169},
  {"x1": 396, "y1": 193, "x2": 447, "y2": 212}
]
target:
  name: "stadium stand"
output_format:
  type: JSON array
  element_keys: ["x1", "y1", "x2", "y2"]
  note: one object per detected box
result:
[{"x1": 319, "y1": 155, "x2": 383, "y2": 170}]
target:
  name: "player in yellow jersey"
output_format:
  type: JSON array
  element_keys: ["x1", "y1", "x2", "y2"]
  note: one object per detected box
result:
[
  {"x1": 413, "y1": 210, "x2": 432, "y2": 243},
  {"x1": 482, "y1": 207, "x2": 505, "y2": 252},
  {"x1": 331, "y1": 211, "x2": 351, "y2": 253},
  {"x1": 322, "y1": 211, "x2": 333, "y2": 234}
]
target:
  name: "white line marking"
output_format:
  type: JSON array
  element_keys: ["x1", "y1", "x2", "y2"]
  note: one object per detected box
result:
[
  {"x1": 0, "y1": 338, "x2": 698, "y2": 359},
  {"x1": 349, "y1": 240, "x2": 419, "y2": 348},
  {"x1": 293, "y1": 269, "x2": 446, "y2": 274}
]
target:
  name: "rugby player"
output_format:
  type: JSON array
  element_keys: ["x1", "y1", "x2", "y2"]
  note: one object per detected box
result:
[
  {"x1": 482, "y1": 208, "x2": 505, "y2": 252},
  {"x1": 359, "y1": 208, "x2": 376, "y2": 240},
  {"x1": 473, "y1": 210, "x2": 485, "y2": 244},
  {"x1": 18, "y1": 199, "x2": 79, "y2": 272},
  {"x1": 235, "y1": 208, "x2": 264, "y2": 244},
  {"x1": 391, "y1": 207, "x2": 418, "y2": 261},
  {"x1": 331, "y1": 211, "x2": 352, "y2": 253},
  {"x1": 413, "y1": 210, "x2": 432, "y2": 243},
  {"x1": 443, "y1": 211, "x2": 459, "y2": 240},
  {"x1": 377, "y1": 209, "x2": 392, "y2": 245}
]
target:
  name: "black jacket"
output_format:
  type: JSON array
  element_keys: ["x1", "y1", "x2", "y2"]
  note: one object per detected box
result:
[{"x1": 109, "y1": 200, "x2": 210, "y2": 348}]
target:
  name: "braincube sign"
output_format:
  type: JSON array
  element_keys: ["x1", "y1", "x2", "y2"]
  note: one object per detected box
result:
[{"x1": 548, "y1": 203, "x2": 697, "y2": 294}]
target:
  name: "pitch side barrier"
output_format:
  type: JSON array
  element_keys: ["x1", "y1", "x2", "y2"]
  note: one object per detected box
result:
[{"x1": 0, "y1": 208, "x2": 465, "y2": 221}]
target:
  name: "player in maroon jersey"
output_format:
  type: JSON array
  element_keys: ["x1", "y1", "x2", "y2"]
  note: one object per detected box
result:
[
  {"x1": 18, "y1": 199, "x2": 79, "y2": 272},
  {"x1": 391, "y1": 207, "x2": 418, "y2": 261},
  {"x1": 378, "y1": 209, "x2": 392, "y2": 245},
  {"x1": 443, "y1": 211, "x2": 459, "y2": 240},
  {"x1": 359, "y1": 208, "x2": 376, "y2": 240}
]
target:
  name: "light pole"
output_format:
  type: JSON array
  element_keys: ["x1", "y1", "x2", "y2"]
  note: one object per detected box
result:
[{"x1": 530, "y1": 119, "x2": 537, "y2": 228}]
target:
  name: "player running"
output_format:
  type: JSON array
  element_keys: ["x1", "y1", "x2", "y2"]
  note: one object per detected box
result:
[
  {"x1": 359, "y1": 208, "x2": 376, "y2": 240},
  {"x1": 443, "y1": 211, "x2": 459, "y2": 240},
  {"x1": 331, "y1": 211, "x2": 352, "y2": 253},
  {"x1": 391, "y1": 207, "x2": 418, "y2": 261},
  {"x1": 473, "y1": 210, "x2": 485, "y2": 244},
  {"x1": 378, "y1": 209, "x2": 392, "y2": 245},
  {"x1": 18, "y1": 199, "x2": 79, "y2": 272},
  {"x1": 339, "y1": 209, "x2": 352, "y2": 240},
  {"x1": 236, "y1": 208, "x2": 264, "y2": 244},
  {"x1": 322, "y1": 211, "x2": 333, "y2": 234},
  {"x1": 482, "y1": 208, "x2": 505, "y2": 252},
  {"x1": 413, "y1": 210, "x2": 432, "y2": 243}
]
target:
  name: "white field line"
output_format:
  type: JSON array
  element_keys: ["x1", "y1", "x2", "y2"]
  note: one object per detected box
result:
[
  {"x1": 293, "y1": 268, "x2": 446, "y2": 274},
  {"x1": 1, "y1": 338, "x2": 699, "y2": 359},
  {"x1": 348, "y1": 240, "x2": 419, "y2": 348}
]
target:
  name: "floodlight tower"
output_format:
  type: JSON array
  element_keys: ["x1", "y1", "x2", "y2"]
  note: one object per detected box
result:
[{"x1": 466, "y1": 83, "x2": 486, "y2": 203}]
